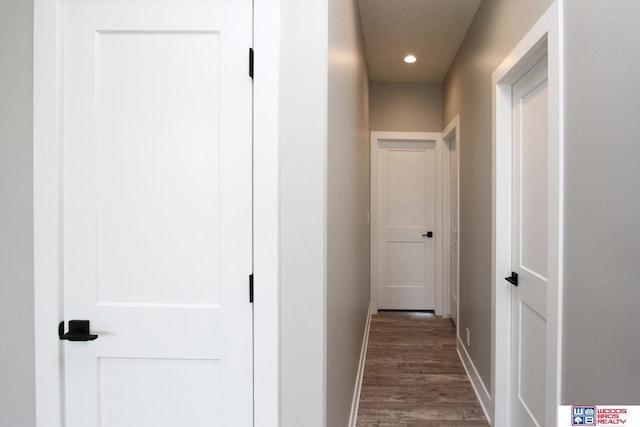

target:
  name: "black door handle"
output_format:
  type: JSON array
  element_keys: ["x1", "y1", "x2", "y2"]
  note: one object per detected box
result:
[
  {"x1": 422, "y1": 231, "x2": 433, "y2": 238},
  {"x1": 59, "y1": 320, "x2": 98, "y2": 341},
  {"x1": 505, "y1": 272, "x2": 518, "y2": 286}
]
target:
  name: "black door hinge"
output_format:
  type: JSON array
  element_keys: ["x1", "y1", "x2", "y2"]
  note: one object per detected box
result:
[
  {"x1": 249, "y1": 48, "x2": 254, "y2": 79},
  {"x1": 249, "y1": 274, "x2": 254, "y2": 303}
]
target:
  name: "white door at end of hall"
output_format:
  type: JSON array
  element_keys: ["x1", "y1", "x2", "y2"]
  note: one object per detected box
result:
[
  {"x1": 509, "y1": 57, "x2": 549, "y2": 427},
  {"x1": 377, "y1": 141, "x2": 436, "y2": 310},
  {"x1": 60, "y1": 1, "x2": 253, "y2": 426}
]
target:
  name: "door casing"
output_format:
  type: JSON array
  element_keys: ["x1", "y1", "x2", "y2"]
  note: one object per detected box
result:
[
  {"x1": 33, "y1": 0, "x2": 280, "y2": 426},
  {"x1": 371, "y1": 131, "x2": 455, "y2": 317},
  {"x1": 491, "y1": 2, "x2": 563, "y2": 426},
  {"x1": 442, "y1": 116, "x2": 460, "y2": 327}
]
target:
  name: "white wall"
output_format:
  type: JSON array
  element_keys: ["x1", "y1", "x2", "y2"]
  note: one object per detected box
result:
[
  {"x1": 562, "y1": 0, "x2": 640, "y2": 403},
  {"x1": 442, "y1": 0, "x2": 553, "y2": 394},
  {"x1": 0, "y1": 0, "x2": 36, "y2": 425},
  {"x1": 369, "y1": 82, "x2": 442, "y2": 132},
  {"x1": 327, "y1": 0, "x2": 371, "y2": 425},
  {"x1": 279, "y1": 0, "x2": 328, "y2": 425}
]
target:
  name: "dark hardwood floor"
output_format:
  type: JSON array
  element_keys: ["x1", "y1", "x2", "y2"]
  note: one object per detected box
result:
[{"x1": 356, "y1": 311, "x2": 489, "y2": 427}]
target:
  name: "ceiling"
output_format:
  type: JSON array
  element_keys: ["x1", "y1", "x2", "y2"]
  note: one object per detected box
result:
[{"x1": 357, "y1": 0, "x2": 482, "y2": 82}]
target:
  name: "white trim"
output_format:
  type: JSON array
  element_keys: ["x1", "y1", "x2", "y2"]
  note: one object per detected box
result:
[
  {"x1": 442, "y1": 116, "x2": 459, "y2": 141},
  {"x1": 457, "y1": 336, "x2": 492, "y2": 425},
  {"x1": 33, "y1": 1, "x2": 280, "y2": 426},
  {"x1": 434, "y1": 132, "x2": 443, "y2": 316},
  {"x1": 253, "y1": 0, "x2": 280, "y2": 425},
  {"x1": 441, "y1": 116, "x2": 460, "y2": 325},
  {"x1": 348, "y1": 302, "x2": 373, "y2": 427},
  {"x1": 491, "y1": 2, "x2": 563, "y2": 426},
  {"x1": 33, "y1": 0, "x2": 64, "y2": 425},
  {"x1": 370, "y1": 131, "x2": 444, "y2": 314}
]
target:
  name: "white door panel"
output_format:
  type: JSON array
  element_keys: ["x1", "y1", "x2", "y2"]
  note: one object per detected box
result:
[
  {"x1": 377, "y1": 141, "x2": 436, "y2": 310},
  {"x1": 61, "y1": 0, "x2": 253, "y2": 425},
  {"x1": 510, "y1": 58, "x2": 548, "y2": 427},
  {"x1": 98, "y1": 358, "x2": 221, "y2": 426}
]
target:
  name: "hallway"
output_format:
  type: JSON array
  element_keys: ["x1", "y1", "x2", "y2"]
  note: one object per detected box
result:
[{"x1": 356, "y1": 312, "x2": 488, "y2": 427}]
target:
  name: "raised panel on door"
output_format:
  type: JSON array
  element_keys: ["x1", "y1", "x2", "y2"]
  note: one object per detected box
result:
[
  {"x1": 510, "y1": 57, "x2": 548, "y2": 427},
  {"x1": 61, "y1": 1, "x2": 253, "y2": 426},
  {"x1": 99, "y1": 358, "x2": 221, "y2": 426},
  {"x1": 378, "y1": 141, "x2": 435, "y2": 310},
  {"x1": 96, "y1": 31, "x2": 222, "y2": 307}
]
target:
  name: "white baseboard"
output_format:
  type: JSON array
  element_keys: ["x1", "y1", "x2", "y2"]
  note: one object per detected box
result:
[
  {"x1": 457, "y1": 336, "x2": 493, "y2": 425},
  {"x1": 348, "y1": 302, "x2": 374, "y2": 427}
]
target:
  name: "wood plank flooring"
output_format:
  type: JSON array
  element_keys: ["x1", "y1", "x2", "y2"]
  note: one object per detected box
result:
[{"x1": 356, "y1": 311, "x2": 489, "y2": 427}]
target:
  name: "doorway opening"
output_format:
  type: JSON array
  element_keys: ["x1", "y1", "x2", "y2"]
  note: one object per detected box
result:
[
  {"x1": 370, "y1": 132, "x2": 441, "y2": 313},
  {"x1": 491, "y1": 3, "x2": 563, "y2": 425},
  {"x1": 370, "y1": 130, "x2": 458, "y2": 319}
]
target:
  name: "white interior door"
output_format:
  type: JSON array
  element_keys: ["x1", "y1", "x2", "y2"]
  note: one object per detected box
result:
[
  {"x1": 60, "y1": 1, "x2": 253, "y2": 426},
  {"x1": 509, "y1": 58, "x2": 548, "y2": 427},
  {"x1": 449, "y1": 135, "x2": 459, "y2": 325},
  {"x1": 377, "y1": 140, "x2": 436, "y2": 310}
]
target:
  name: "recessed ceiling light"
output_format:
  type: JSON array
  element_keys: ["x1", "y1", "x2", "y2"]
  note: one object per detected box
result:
[{"x1": 404, "y1": 54, "x2": 417, "y2": 64}]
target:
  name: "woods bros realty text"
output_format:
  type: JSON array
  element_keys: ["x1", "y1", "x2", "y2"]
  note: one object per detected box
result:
[{"x1": 560, "y1": 405, "x2": 640, "y2": 426}]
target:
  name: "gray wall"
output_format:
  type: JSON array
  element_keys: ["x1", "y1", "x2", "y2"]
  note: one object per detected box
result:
[
  {"x1": 280, "y1": 0, "x2": 372, "y2": 424},
  {"x1": 327, "y1": 0, "x2": 370, "y2": 425},
  {"x1": 0, "y1": 0, "x2": 36, "y2": 426},
  {"x1": 369, "y1": 82, "x2": 442, "y2": 132},
  {"x1": 562, "y1": 0, "x2": 640, "y2": 403},
  {"x1": 445, "y1": 0, "x2": 640, "y2": 409},
  {"x1": 279, "y1": 0, "x2": 328, "y2": 425},
  {"x1": 442, "y1": 0, "x2": 553, "y2": 393}
]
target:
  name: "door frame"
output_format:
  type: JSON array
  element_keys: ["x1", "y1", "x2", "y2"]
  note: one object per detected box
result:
[
  {"x1": 491, "y1": 2, "x2": 563, "y2": 426},
  {"x1": 33, "y1": 0, "x2": 280, "y2": 426},
  {"x1": 441, "y1": 116, "x2": 460, "y2": 327},
  {"x1": 369, "y1": 131, "x2": 445, "y2": 315}
]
